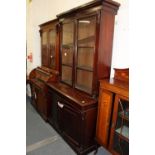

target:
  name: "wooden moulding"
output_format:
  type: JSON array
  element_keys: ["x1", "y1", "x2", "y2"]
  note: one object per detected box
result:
[{"x1": 57, "y1": 0, "x2": 120, "y2": 18}]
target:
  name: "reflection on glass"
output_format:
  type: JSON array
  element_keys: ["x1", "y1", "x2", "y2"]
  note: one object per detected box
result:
[
  {"x1": 77, "y1": 47, "x2": 94, "y2": 70},
  {"x1": 49, "y1": 29, "x2": 56, "y2": 44},
  {"x1": 76, "y1": 69, "x2": 93, "y2": 93},
  {"x1": 62, "y1": 46, "x2": 73, "y2": 65},
  {"x1": 42, "y1": 32, "x2": 48, "y2": 45},
  {"x1": 49, "y1": 30, "x2": 56, "y2": 67},
  {"x1": 62, "y1": 22, "x2": 74, "y2": 45},
  {"x1": 61, "y1": 66, "x2": 72, "y2": 85},
  {"x1": 78, "y1": 17, "x2": 96, "y2": 47}
]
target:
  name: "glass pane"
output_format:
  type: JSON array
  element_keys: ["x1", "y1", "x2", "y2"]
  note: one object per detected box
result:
[
  {"x1": 42, "y1": 32, "x2": 47, "y2": 45},
  {"x1": 77, "y1": 47, "x2": 94, "y2": 70},
  {"x1": 49, "y1": 30, "x2": 56, "y2": 67},
  {"x1": 49, "y1": 29, "x2": 56, "y2": 44},
  {"x1": 76, "y1": 69, "x2": 93, "y2": 93},
  {"x1": 78, "y1": 17, "x2": 96, "y2": 47},
  {"x1": 62, "y1": 46, "x2": 73, "y2": 65},
  {"x1": 61, "y1": 65, "x2": 72, "y2": 85},
  {"x1": 62, "y1": 22, "x2": 74, "y2": 45},
  {"x1": 113, "y1": 134, "x2": 129, "y2": 155},
  {"x1": 113, "y1": 99, "x2": 129, "y2": 154},
  {"x1": 49, "y1": 46, "x2": 56, "y2": 67}
]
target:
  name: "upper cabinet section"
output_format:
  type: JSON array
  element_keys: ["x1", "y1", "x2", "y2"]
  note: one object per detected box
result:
[
  {"x1": 57, "y1": 0, "x2": 120, "y2": 96},
  {"x1": 75, "y1": 16, "x2": 97, "y2": 94},
  {"x1": 39, "y1": 19, "x2": 59, "y2": 71}
]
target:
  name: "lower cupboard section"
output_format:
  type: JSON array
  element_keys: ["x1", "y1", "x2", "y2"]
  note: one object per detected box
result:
[{"x1": 47, "y1": 87, "x2": 98, "y2": 155}]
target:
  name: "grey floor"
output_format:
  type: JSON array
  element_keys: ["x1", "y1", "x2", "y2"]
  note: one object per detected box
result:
[{"x1": 26, "y1": 96, "x2": 111, "y2": 155}]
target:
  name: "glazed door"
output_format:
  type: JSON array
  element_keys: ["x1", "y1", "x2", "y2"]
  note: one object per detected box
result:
[
  {"x1": 75, "y1": 15, "x2": 97, "y2": 95},
  {"x1": 57, "y1": 100, "x2": 81, "y2": 146},
  {"x1": 61, "y1": 21, "x2": 74, "y2": 86},
  {"x1": 49, "y1": 28, "x2": 56, "y2": 69},
  {"x1": 109, "y1": 95, "x2": 129, "y2": 155},
  {"x1": 41, "y1": 31, "x2": 49, "y2": 67}
]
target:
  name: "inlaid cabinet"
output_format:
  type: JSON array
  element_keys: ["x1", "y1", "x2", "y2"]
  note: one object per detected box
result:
[{"x1": 96, "y1": 68, "x2": 129, "y2": 155}]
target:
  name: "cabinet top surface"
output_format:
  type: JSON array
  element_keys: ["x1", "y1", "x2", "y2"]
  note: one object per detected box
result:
[
  {"x1": 39, "y1": 18, "x2": 58, "y2": 27},
  {"x1": 100, "y1": 78, "x2": 129, "y2": 97},
  {"x1": 47, "y1": 82, "x2": 97, "y2": 107}
]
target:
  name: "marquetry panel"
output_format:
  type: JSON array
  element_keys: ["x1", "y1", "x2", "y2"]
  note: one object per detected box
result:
[{"x1": 96, "y1": 89, "x2": 113, "y2": 147}]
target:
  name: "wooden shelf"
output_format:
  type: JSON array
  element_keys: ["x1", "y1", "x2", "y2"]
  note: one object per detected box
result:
[
  {"x1": 62, "y1": 44, "x2": 73, "y2": 48},
  {"x1": 76, "y1": 66, "x2": 93, "y2": 72},
  {"x1": 62, "y1": 63, "x2": 73, "y2": 67},
  {"x1": 78, "y1": 36, "x2": 95, "y2": 44},
  {"x1": 78, "y1": 46, "x2": 94, "y2": 48}
]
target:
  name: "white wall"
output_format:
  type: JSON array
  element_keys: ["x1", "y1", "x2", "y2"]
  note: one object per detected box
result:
[
  {"x1": 111, "y1": 0, "x2": 129, "y2": 77},
  {"x1": 26, "y1": 0, "x2": 129, "y2": 77}
]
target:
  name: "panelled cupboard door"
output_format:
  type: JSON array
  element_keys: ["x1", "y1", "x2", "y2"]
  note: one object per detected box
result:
[
  {"x1": 57, "y1": 100, "x2": 81, "y2": 146},
  {"x1": 96, "y1": 89, "x2": 114, "y2": 147},
  {"x1": 47, "y1": 90, "x2": 60, "y2": 130}
]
